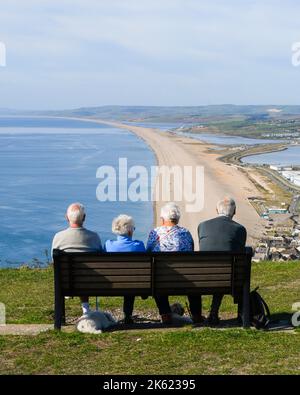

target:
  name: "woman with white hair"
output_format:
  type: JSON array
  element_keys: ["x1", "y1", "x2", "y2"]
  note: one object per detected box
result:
[
  {"x1": 146, "y1": 202, "x2": 202, "y2": 324},
  {"x1": 147, "y1": 202, "x2": 194, "y2": 252},
  {"x1": 105, "y1": 214, "x2": 145, "y2": 324}
]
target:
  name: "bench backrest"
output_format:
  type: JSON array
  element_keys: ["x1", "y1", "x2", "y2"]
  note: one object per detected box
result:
[{"x1": 53, "y1": 248, "x2": 252, "y2": 298}]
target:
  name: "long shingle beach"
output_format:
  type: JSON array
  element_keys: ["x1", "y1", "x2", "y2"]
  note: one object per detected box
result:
[{"x1": 63, "y1": 117, "x2": 264, "y2": 249}]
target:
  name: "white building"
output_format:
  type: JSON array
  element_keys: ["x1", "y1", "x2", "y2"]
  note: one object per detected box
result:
[{"x1": 270, "y1": 165, "x2": 282, "y2": 171}]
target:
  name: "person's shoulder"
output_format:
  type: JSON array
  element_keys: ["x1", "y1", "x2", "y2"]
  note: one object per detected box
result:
[
  {"x1": 104, "y1": 239, "x2": 115, "y2": 252},
  {"x1": 132, "y1": 240, "x2": 146, "y2": 251},
  {"x1": 53, "y1": 228, "x2": 69, "y2": 239},
  {"x1": 133, "y1": 239, "x2": 146, "y2": 248},
  {"x1": 231, "y1": 219, "x2": 246, "y2": 231},
  {"x1": 133, "y1": 239, "x2": 144, "y2": 244},
  {"x1": 151, "y1": 226, "x2": 162, "y2": 233},
  {"x1": 198, "y1": 217, "x2": 219, "y2": 228},
  {"x1": 83, "y1": 228, "x2": 101, "y2": 238},
  {"x1": 178, "y1": 226, "x2": 192, "y2": 236},
  {"x1": 149, "y1": 227, "x2": 163, "y2": 237},
  {"x1": 105, "y1": 239, "x2": 114, "y2": 247}
]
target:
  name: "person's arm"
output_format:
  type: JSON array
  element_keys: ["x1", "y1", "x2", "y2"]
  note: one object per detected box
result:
[
  {"x1": 241, "y1": 226, "x2": 247, "y2": 248},
  {"x1": 198, "y1": 223, "x2": 203, "y2": 250},
  {"x1": 187, "y1": 231, "x2": 194, "y2": 251},
  {"x1": 103, "y1": 240, "x2": 109, "y2": 252},
  {"x1": 146, "y1": 230, "x2": 156, "y2": 251},
  {"x1": 138, "y1": 241, "x2": 146, "y2": 252},
  {"x1": 51, "y1": 234, "x2": 59, "y2": 260},
  {"x1": 97, "y1": 234, "x2": 103, "y2": 252}
]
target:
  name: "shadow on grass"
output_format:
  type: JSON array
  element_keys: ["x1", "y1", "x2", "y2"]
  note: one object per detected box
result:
[
  {"x1": 267, "y1": 312, "x2": 294, "y2": 331},
  {"x1": 102, "y1": 313, "x2": 295, "y2": 332}
]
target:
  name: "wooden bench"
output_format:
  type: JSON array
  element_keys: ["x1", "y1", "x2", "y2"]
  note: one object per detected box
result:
[{"x1": 53, "y1": 248, "x2": 253, "y2": 330}]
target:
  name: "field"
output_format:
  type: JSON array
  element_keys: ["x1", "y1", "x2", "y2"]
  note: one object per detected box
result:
[{"x1": 0, "y1": 261, "x2": 300, "y2": 375}]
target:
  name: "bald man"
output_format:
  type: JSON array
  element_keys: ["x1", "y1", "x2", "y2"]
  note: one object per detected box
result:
[
  {"x1": 198, "y1": 197, "x2": 247, "y2": 325},
  {"x1": 52, "y1": 202, "x2": 102, "y2": 314}
]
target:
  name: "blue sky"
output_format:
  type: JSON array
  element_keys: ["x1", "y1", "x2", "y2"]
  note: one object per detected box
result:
[{"x1": 0, "y1": 0, "x2": 300, "y2": 109}]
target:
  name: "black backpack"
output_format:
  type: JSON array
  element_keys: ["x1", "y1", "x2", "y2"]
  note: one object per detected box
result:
[{"x1": 249, "y1": 287, "x2": 271, "y2": 329}]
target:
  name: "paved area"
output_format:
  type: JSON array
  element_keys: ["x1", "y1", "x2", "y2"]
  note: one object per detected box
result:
[{"x1": 0, "y1": 324, "x2": 53, "y2": 335}]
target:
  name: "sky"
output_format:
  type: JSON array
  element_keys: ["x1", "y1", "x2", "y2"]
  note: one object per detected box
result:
[{"x1": 0, "y1": 0, "x2": 300, "y2": 110}]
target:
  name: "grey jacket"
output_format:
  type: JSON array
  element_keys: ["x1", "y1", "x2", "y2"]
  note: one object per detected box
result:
[
  {"x1": 51, "y1": 227, "x2": 102, "y2": 257},
  {"x1": 198, "y1": 215, "x2": 247, "y2": 252}
]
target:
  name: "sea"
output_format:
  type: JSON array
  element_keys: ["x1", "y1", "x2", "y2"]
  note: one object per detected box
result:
[{"x1": 0, "y1": 117, "x2": 155, "y2": 267}]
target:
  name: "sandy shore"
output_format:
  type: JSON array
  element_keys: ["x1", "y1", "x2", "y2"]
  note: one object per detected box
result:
[
  {"x1": 115, "y1": 122, "x2": 264, "y2": 248},
  {"x1": 62, "y1": 117, "x2": 263, "y2": 249}
]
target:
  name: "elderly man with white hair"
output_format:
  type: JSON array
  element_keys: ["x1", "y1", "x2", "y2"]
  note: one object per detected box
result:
[
  {"x1": 105, "y1": 214, "x2": 145, "y2": 324},
  {"x1": 52, "y1": 202, "x2": 102, "y2": 315},
  {"x1": 198, "y1": 196, "x2": 247, "y2": 325},
  {"x1": 147, "y1": 202, "x2": 202, "y2": 324}
]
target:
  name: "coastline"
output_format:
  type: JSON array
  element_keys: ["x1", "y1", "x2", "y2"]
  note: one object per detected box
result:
[
  {"x1": 0, "y1": 114, "x2": 266, "y2": 249},
  {"x1": 58, "y1": 116, "x2": 265, "y2": 248}
]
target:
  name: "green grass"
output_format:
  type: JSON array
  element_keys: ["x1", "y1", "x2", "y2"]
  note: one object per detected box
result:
[
  {"x1": 1, "y1": 328, "x2": 300, "y2": 375},
  {"x1": 0, "y1": 261, "x2": 300, "y2": 374}
]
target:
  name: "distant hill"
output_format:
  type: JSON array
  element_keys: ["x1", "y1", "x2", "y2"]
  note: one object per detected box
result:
[{"x1": 2, "y1": 104, "x2": 300, "y2": 122}]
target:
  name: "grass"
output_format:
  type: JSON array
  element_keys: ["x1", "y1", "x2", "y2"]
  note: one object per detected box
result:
[{"x1": 0, "y1": 261, "x2": 300, "y2": 374}]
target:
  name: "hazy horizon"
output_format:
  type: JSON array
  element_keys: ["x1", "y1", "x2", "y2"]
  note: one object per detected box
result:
[
  {"x1": 1, "y1": 0, "x2": 300, "y2": 110},
  {"x1": 2, "y1": 103, "x2": 300, "y2": 112}
]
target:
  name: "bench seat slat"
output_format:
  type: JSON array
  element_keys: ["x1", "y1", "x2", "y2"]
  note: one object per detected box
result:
[
  {"x1": 61, "y1": 275, "x2": 150, "y2": 284},
  {"x1": 61, "y1": 268, "x2": 150, "y2": 276},
  {"x1": 63, "y1": 282, "x2": 151, "y2": 289},
  {"x1": 155, "y1": 262, "x2": 232, "y2": 268},
  {"x1": 60, "y1": 262, "x2": 151, "y2": 269},
  {"x1": 156, "y1": 281, "x2": 231, "y2": 288},
  {"x1": 155, "y1": 274, "x2": 231, "y2": 281},
  {"x1": 156, "y1": 288, "x2": 231, "y2": 296}
]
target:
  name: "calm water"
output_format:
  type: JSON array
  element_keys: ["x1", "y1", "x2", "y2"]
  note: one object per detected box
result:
[
  {"x1": 0, "y1": 117, "x2": 155, "y2": 267},
  {"x1": 241, "y1": 145, "x2": 300, "y2": 166},
  {"x1": 126, "y1": 121, "x2": 282, "y2": 145}
]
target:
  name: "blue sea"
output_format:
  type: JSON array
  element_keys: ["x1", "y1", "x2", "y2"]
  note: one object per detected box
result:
[{"x1": 0, "y1": 117, "x2": 155, "y2": 267}]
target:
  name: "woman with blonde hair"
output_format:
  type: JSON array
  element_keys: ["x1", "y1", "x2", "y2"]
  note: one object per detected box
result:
[{"x1": 105, "y1": 214, "x2": 145, "y2": 324}]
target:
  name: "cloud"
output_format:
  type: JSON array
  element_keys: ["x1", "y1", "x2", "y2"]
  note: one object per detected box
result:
[{"x1": 0, "y1": 0, "x2": 300, "y2": 108}]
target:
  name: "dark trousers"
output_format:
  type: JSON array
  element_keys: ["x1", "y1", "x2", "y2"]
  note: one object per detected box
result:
[
  {"x1": 210, "y1": 294, "x2": 224, "y2": 316},
  {"x1": 123, "y1": 296, "x2": 135, "y2": 317},
  {"x1": 210, "y1": 294, "x2": 243, "y2": 319},
  {"x1": 124, "y1": 295, "x2": 204, "y2": 317},
  {"x1": 154, "y1": 295, "x2": 202, "y2": 316}
]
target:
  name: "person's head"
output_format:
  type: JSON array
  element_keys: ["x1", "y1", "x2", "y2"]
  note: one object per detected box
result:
[
  {"x1": 112, "y1": 214, "x2": 135, "y2": 237},
  {"x1": 216, "y1": 197, "x2": 236, "y2": 219},
  {"x1": 160, "y1": 202, "x2": 181, "y2": 226},
  {"x1": 66, "y1": 203, "x2": 86, "y2": 227}
]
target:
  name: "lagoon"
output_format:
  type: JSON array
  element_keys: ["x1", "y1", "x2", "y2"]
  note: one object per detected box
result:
[{"x1": 241, "y1": 145, "x2": 300, "y2": 166}]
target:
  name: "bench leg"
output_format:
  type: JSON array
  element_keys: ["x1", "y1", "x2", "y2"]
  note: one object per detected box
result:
[
  {"x1": 54, "y1": 294, "x2": 63, "y2": 330},
  {"x1": 242, "y1": 280, "x2": 250, "y2": 329},
  {"x1": 61, "y1": 297, "x2": 66, "y2": 326}
]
